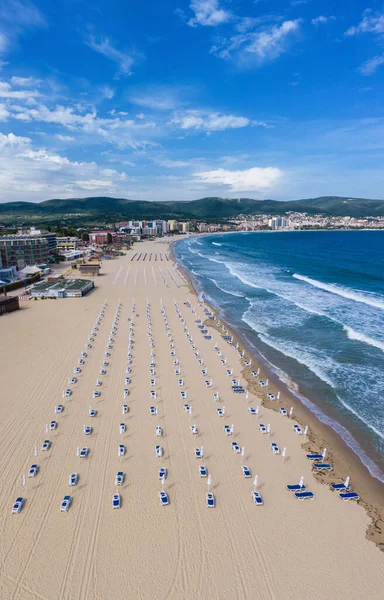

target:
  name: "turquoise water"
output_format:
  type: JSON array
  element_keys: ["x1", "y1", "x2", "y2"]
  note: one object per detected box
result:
[{"x1": 174, "y1": 231, "x2": 384, "y2": 481}]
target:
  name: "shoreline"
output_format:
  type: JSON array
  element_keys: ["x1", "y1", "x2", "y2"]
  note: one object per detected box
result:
[{"x1": 170, "y1": 237, "x2": 384, "y2": 552}]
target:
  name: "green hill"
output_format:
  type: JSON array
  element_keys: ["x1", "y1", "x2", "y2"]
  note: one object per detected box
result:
[{"x1": 0, "y1": 195, "x2": 383, "y2": 225}]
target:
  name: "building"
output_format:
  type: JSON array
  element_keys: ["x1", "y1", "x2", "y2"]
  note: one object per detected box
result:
[
  {"x1": 268, "y1": 217, "x2": 288, "y2": 229},
  {"x1": 28, "y1": 228, "x2": 57, "y2": 253},
  {"x1": 56, "y1": 236, "x2": 80, "y2": 253},
  {"x1": 0, "y1": 296, "x2": 20, "y2": 315},
  {"x1": 89, "y1": 231, "x2": 114, "y2": 244},
  {"x1": 167, "y1": 220, "x2": 179, "y2": 232},
  {"x1": 0, "y1": 236, "x2": 50, "y2": 269},
  {"x1": 31, "y1": 278, "x2": 94, "y2": 298},
  {"x1": 0, "y1": 265, "x2": 18, "y2": 283},
  {"x1": 78, "y1": 263, "x2": 101, "y2": 276},
  {"x1": 180, "y1": 222, "x2": 189, "y2": 233}
]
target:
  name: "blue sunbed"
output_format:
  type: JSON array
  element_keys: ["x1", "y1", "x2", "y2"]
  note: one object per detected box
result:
[
  {"x1": 313, "y1": 463, "x2": 332, "y2": 471},
  {"x1": 339, "y1": 492, "x2": 360, "y2": 501},
  {"x1": 306, "y1": 453, "x2": 323, "y2": 461},
  {"x1": 294, "y1": 491, "x2": 315, "y2": 500},
  {"x1": 330, "y1": 482, "x2": 350, "y2": 491},
  {"x1": 287, "y1": 484, "x2": 307, "y2": 493}
]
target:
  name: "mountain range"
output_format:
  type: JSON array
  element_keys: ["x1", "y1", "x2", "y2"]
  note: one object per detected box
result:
[{"x1": 0, "y1": 196, "x2": 383, "y2": 225}]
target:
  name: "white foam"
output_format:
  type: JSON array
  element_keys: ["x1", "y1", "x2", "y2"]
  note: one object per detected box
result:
[
  {"x1": 343, "y1": 326, "x2": 384, "y2": 353},
  {"x1": 293, "y1": 273, "x2": 384, "y2": 310}
]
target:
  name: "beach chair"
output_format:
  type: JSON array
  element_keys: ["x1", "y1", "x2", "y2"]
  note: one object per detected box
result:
[
  {"x1": 251, "y1": 491, "x2": 263, "y2": 505},
  {"x1": 330, "y1": 482, "x2": 351, "y2": 491},
  {"x1": 312, "y1": 463, "x2": 332, "y2": 471},
  {"x1": 294, "y1": 491, "x2": 315, "y2": 500},
  {"x1": 306, "y1": 453, "x2": 323, "y2": 461},
  {"x1": 286, "y1": 484, "x2": 307, "y2": 493},
  {"x1": 339, "y1": 492, "x2": 360, "y2": 502}
]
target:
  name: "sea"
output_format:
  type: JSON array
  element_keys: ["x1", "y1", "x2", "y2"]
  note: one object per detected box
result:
[{"x1": 173, "y1": 230, "x2": 384, "y2": 482}]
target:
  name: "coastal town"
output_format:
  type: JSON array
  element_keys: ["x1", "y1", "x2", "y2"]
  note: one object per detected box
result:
[{"x1": 1, "y1": 211, "x2": 384, "y2": 307}]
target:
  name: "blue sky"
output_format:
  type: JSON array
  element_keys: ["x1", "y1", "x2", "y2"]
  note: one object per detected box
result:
[{"x1": 1, "y1": 0, "x2": 384, "y2": 203}]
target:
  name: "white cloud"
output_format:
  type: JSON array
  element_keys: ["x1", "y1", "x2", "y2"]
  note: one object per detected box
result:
[
  {"x1": 312, "y1": 16, "x2": 335, "y2": 26},
  {"x1": 128, "y1": 85, "x2": 189, "y2": 110},
  {"x1": 345, "y1": 10, "x2": 384, "y2": 37},
  {"x1": 0, "y1": 1, "x2": 45, "y2": 28},
  {"x1": 212, "y1": 19, "x2": 301, "y2": 65},
  {"x1": 0, "y1": 80, "x2": 40, "y2": 99},
  {"x1": 359, "y1": 53, "x2": 384, "y2": 75},
  {"x1": 0, "y1": 1, "x2": 45, "y2": 57},
  {"x1": 0, "y1": 136, "x2": 130, "y2": 199},
  {"x1": 188, "y1": 0, "x2": 232, "y2": 27},
  {"x1": 100, "y1": 84, "x2": 115, "y2": 99},
  {"x1": 156, "y1": 157, "x2": 193, "y2": 168},
  {"x1": 55, "y1": 134, "x2": 75, "y2": 142},
  {"x1": 171, "y1": 109, "x2": 262, "y2": 131},
  {"x1": 0, "y1": 102, "x2": 10, "y2": 120},
  {"x1": 86, "y1": 35, "x2": 136, "y2": 76},
  {"x1": 193, "y1": 166, "x2": 283, "y2": 191},
  {"x1": 10, "y1": 75, "x2": 41, "y2": 86},
  {"x1": 0, "y1": 131, "x2": 31, "y2": 148}
]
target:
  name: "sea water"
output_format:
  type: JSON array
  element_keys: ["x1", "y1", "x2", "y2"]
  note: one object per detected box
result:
[{"x1": 174, "y1": 230, "x2": 384, "y2": 481}]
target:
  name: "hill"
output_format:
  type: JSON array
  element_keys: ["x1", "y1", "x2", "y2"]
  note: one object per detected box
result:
[{"x1": 0, "y1": 196, "x2": 383, "y2": 225}]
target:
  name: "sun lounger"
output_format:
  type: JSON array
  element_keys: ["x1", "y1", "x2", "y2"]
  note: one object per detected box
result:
[
  {"x1": 330, "y1": 482, "x2": 350, "y2": 491},
  {"x1": 306, "y1": 453, "x2": 323, "y2": 461},
  {"x1": 287, "y1": 484, "x2": 307, "y2": 493},
  {"x1": 313, "y1": 463, "x2": 332, "y2": 471},
  {"x1": 294, "y1": 491, "x2": 315, "y2": 500},
  {"x1": 339, "y1": 492, "x2": 359, "y2": 501}
]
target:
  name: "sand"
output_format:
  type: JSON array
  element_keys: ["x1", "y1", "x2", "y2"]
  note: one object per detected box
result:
[{"x1": 0, "y1": 238, "x2": 383, "y2": 600}]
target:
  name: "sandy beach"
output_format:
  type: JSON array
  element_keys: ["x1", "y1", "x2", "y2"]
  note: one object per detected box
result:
[{"x1": 0, "y1": 238, "x2": 383, "y2": 600}]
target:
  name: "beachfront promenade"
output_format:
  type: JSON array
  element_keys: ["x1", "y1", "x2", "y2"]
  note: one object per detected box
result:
[{"x1": 0, "y1": 240, "x2": 382, "y2": 600}]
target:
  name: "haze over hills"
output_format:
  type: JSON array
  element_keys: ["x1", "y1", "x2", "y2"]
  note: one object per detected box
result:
[{"x1": 0, "y1": 196, "x2": 384, "y2": 225}]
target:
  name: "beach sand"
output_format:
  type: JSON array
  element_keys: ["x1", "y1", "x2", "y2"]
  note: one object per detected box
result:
[{"x1": 0, "y1": 238, "x2": 383, "y2": 600}]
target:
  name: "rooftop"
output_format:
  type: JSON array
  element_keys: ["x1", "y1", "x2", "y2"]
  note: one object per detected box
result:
[{"x1": 32, "y1": 278, "x2": 92, "y2": 292}]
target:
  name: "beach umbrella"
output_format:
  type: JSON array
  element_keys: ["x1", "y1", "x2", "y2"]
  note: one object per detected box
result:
[
  {"x1": 45, "y1": 424, "x2": 49, "y2": 433},
  {"x1": 222, "y1": 406, "x2": 225, "y2": 415},
  {"x1": 256, "y1": 368, "x2": 260, "y2": 376},
  {"x1": 344, "y1": 476, "x2": 350, "y2": 488},
  {"x1": 265, "y1": 379, "x2": 269, "y2": 387},
  {"x1": 277, "y1": 391, "x2": 281, "y2": 400},
  {"x1": 34, "y1": 447, "x2": 38, "y2": 457},
  {"x1": 76, "y1": 446, "x2": 80, "y2": 457},
  {"x1": 289, "y1": 407, "x2": 293, "y2": 418},
  {"x1": 237, "y1": 378, "x2": 240, "y2": 386},
  {"x1": 267, "y1": 424, "x2": 271, "y2": 435},
  {"x1": 281, "y1": 447, "x2": 287, "y2": 464},
  {"x1": 207, "y1": 474, "x2": 212, "y2": 490},
  {"x1": 322, "y1": 448, "x2": 327, "y2": 459},
  {"x1": 231, "y1": 424, "x2": 234, "y2": 434},
  {"x1": 253, "y1": 475, "x2": 258, "y2": 489},
  {"x1": 161, "y1": 476, "x2": 165, "y2": 488},
  {"x1": 256, "y1": 406, "x2": 260, "y2": 415},
  {"x1": 241, "y1": 446, "x2": 245, "y2": 460},
  {"x1": 245, "y1": 392, "x2": 249, "y2": 400},
  {"x1": 299, "y1": 476, "x2": 304, "y2": 489},
  {"x1": 201, "y1": 446, "x2": 204, "y2": 456},
  {"x1": 22, "y1": 474, "x2": 26, "y2": 486},
  {"x1": 304, "y1": 426, "x2": 308, "y2": 438}
]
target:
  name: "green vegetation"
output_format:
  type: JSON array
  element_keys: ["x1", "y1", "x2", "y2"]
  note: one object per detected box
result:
[{"x1": 0, "y1": 195, "x2": 383, "y2": 226}]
